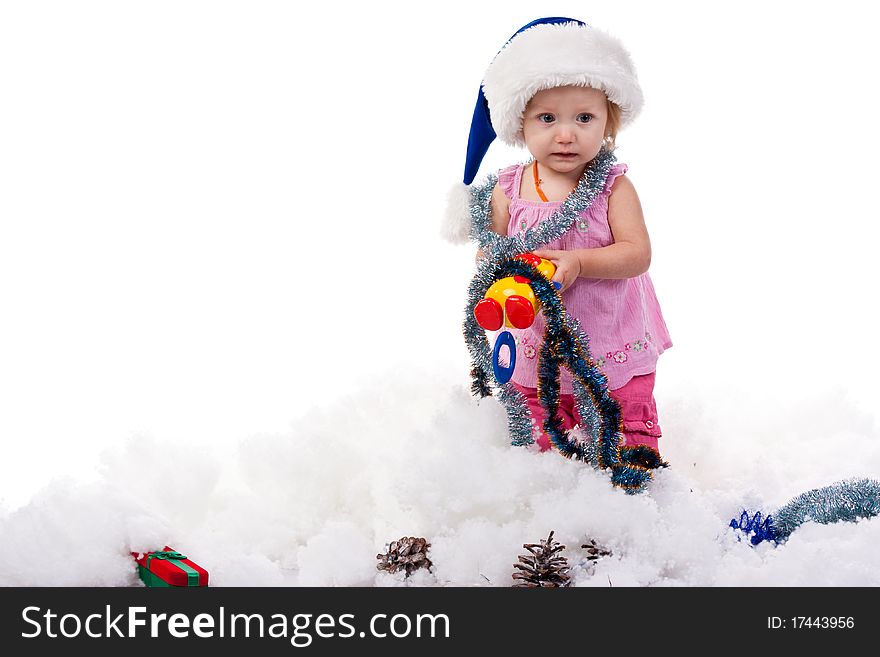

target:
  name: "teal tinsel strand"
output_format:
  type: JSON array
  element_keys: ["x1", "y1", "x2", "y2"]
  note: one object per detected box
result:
[
  {"x1": 479, "y1": 259, "x2": 652, "y2": 492},
  {"x1": 610, "y1": 466, "x2": 654, "y2": 491},
  {"x1": 497, "y1": 383, "x2": 534, "y2": 447},
  {"x1": 568, "y1": 316, "x2": 605, "y2": 467},
  {"x1": 537, "y1": 340, "x2": 568, "y2": 452},
  {"x1": 570, "y1": 378, "x2": 600, "y2": 466},
  {"x1": 556, "y1": 325, "x2": 621, "y2": 468},
  {"x1": 531, "y1": 262, "x2": 653, "y2": 492},
  {"x1": 462, "y1": 259, "x2": 534, "y2": 445},
  {"x1": 469, "y1": 365, "x2": 492, "y2": 399}
]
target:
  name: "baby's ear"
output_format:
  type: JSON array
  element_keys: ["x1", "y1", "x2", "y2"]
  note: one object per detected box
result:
[{"x1": 441, "y1": 182, "x2": 473, "y2": 244}]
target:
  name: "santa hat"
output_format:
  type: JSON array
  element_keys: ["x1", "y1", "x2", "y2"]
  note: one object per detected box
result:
[{"x1": 442, "y1": 17, "x2": 643, "y2": 244}]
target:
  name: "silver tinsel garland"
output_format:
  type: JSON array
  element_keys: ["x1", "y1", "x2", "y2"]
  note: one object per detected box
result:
[
  {"x1": 469, "y1": 149, "x2": 617, "y2": 255},
  {"x1": 774, "y1": 478, "x2": 880, "y2": 539}
]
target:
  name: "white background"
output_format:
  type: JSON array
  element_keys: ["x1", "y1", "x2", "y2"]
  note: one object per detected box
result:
[{"x1": 2, "y1": 0, "x2": 879, "y2": 510}]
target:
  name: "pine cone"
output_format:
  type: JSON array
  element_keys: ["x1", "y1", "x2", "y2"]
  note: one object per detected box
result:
[
  {"x1": 581, "y1": 538, "x2": 612, "y2": 561},
  {"x1": 376, "y1": 536, "x2": 432, "y2": 576},
  {"x1": 512, "y1": 530, "x2": 571, "y2": 587}
]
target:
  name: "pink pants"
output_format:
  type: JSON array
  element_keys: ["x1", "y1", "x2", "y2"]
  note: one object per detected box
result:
[{"x1": 513, "y1": 372, "x2": 662, "y2": 452}]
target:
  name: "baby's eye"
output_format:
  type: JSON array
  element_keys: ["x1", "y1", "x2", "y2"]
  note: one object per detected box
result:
[
  {"x1": 577, "y1": 113, "x2": 594, "y2": 123},
  {"x1": 538, "y1": 113, "x2": 555, "y2": 123}
]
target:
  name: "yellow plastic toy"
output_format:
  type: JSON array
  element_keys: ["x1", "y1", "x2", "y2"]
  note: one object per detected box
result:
[{"x1": 474, "y1": 254, "x2": 557, "y2": 331}]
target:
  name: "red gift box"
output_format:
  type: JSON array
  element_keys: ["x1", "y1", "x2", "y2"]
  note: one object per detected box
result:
[{"x1": 132, "y1": 546, "x2": 209, "y2": 587}]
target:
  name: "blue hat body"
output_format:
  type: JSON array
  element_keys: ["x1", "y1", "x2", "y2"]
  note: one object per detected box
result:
[{"x1": 462, "y1": 17, "x2": 585, "y2": 185}]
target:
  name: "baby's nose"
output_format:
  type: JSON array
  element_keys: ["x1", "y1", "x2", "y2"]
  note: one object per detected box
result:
[{"x1": 555, "y1": 125, "x2": 575, "y2": 142}]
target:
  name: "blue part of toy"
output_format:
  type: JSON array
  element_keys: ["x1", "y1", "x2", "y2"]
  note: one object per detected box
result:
[
  {"x1": 729, "y1": 510, "x2": 778, "y2": 545},
  {"x1": 552, "y1": 281, "x2": 562, "y2": 291},
  {"x1": 492, "y1": 331, "x2": 517, "y2": 384}
]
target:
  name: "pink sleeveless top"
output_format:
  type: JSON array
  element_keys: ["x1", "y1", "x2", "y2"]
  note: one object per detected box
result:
[{"x1": 499, "y1": 162, "x2": 672, "y2": 392}]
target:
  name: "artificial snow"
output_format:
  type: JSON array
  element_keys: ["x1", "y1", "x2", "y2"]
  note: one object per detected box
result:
[{"x1": 1, "y1": 365, "x2": 878, "y2": 587}]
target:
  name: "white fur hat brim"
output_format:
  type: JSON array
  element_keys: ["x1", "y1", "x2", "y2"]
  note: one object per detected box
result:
[
  {"x1": 441, "y1": 182, "x2": 473, "y2": 245},
  {"x1": 482, "y1": 22, "x2": 643, "y2": 147}
]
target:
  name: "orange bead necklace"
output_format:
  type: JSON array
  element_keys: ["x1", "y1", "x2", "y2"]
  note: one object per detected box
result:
[
  {"x1": 533, "y1": 160, "x2": 578, "y2": 202},
  {"x1": 532, "y1": 160, "x2": 549, "y2": 202}
]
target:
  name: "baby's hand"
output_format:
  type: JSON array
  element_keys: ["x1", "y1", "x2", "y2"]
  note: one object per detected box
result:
[{"x1": 532, "y1": 249, "x2": 581, "y2": 291}]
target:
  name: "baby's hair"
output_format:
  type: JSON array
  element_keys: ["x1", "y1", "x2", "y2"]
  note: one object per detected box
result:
[{"x1": 604, "y1": 99, "x2": 622, "y2": 150}]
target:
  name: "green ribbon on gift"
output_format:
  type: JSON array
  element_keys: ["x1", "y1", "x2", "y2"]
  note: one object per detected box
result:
[{"x1": 145, "y1": 550, "x2": 200, "y2": 586}]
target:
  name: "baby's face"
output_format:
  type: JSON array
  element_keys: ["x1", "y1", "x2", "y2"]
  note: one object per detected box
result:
[{"x1": 522, "y1": 86, "x2": 608, "y2": 176}]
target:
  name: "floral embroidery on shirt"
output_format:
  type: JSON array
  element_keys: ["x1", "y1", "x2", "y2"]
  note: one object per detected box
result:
[
  {"x1": 515, "y1": 334, "x2": 537, "y2": 360},
  {"x1": 600, "y1": 334, "x2": 653, "y2": 366},
  {"x1": 610, "y1": 351, "x2": 628, "y2": 364}
]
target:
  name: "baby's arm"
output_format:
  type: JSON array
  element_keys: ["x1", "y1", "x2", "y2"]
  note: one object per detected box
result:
[
  {"x1": 476, "y1": 183, "x2": 512, "y2": 260},
  {"x1": 489, "y1": 183, "x2": 511, "y2": 236},
  {"x1": 534, "y1": 175, "x2": 651, "y2": 287}
]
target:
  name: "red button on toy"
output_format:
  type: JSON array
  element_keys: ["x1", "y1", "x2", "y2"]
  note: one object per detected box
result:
[
  {"x1": 474, "y1": 297, "x2": 504, "y2": 331},
  {"x1": 505, "y1": 295, "x2": 535, "y2": 329},
  {"x1": 514, "y1": 253, "x2": 541, "y2": 267}
]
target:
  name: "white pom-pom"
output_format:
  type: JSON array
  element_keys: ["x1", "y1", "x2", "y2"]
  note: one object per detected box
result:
[{"x1": 441, "y1": 183, "x2": 473, "y2": 245}]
